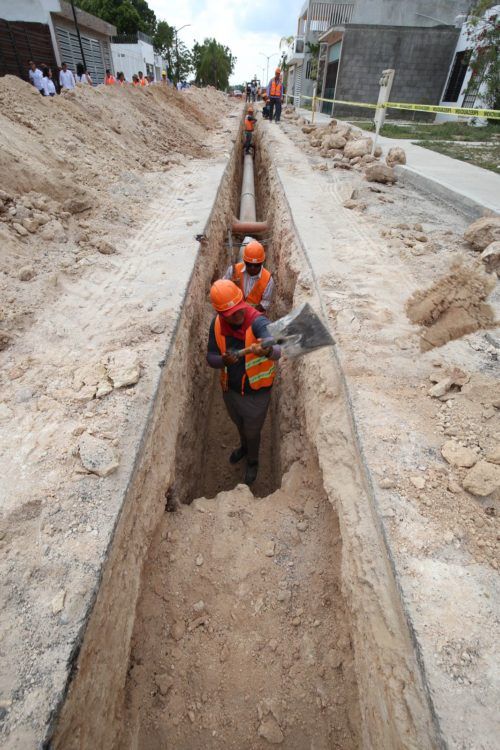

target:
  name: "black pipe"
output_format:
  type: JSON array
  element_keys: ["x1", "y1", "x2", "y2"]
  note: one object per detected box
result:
[{"x1": 70, "y1": 0, "x2": 87, "y2": 72}]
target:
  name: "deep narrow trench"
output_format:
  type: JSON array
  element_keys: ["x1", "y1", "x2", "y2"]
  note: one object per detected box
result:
[{"x1": 113, "y1": 126, "x2": 361, "y2": 749}]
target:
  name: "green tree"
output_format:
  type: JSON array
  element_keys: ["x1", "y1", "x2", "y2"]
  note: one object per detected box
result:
[
  {"x1": 191, "y1": 38, "x2": 236, "y2": 90},
  {"x1": 466, "y1": 1, "x2": 500, "y2": 110},
  {"x1": 77, "y1": 0, "x2": 156, "y2": 36}
]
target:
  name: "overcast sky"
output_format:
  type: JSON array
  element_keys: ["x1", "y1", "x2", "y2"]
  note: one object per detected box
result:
[{"x1": 149, "y1": 0, "x2": 304, "y2": 84}]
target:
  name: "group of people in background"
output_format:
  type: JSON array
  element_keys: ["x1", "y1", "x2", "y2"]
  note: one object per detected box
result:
[{"x1": 28, "y1": 60, "x2": 176, "y2": 96}]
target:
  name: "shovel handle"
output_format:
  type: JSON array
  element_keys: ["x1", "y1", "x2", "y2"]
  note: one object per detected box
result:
[{"x1": 229, "y1": 337, "x2": 275, "y2": 359}]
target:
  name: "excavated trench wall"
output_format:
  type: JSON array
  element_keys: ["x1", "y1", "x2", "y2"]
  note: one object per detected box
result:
[
  {"x1": 254, "y1": 126, "x2": 442, "y2": 749},
  {"x1": 48, "y1": 117, "x2": 441, "y2": 750}
]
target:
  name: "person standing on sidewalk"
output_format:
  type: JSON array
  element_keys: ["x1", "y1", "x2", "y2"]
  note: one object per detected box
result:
[
  {"x1": 206, "y1": 280, "x2": 281, "y2": 486},
  {"x1": 267, "y1": 68, "x2": 283, "y2": 123}
]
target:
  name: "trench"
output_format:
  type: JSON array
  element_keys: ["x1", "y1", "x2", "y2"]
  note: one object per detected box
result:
[{"x1": 48, "y1": 116, "x2": 440, "y2": 750}]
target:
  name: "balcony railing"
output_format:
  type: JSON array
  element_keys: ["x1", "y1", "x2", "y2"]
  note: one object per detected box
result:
[
  {"x1": 309, "y1": 3, "x2": 354, "y2": 32},
  {"x1": 112, "y1": 31, "x2": 153, "y2": 45}
]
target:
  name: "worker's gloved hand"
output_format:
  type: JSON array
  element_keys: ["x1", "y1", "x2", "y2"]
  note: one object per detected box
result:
[
  {"x1": 222, "y1": 352, "x2": 239, "y2": 366},
  {"x1": 251, "y1": 342, "x2": 272, "y2": 358}
]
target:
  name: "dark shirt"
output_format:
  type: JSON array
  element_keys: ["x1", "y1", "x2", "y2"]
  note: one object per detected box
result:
[{"x1": 207, "y1": 315, "x2": 279, "y2": 393}]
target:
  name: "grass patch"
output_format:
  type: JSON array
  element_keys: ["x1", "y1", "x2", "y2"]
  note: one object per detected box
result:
[
  {"x1": 415, "y1": 140, "x2": 500, "y2": 172},
  {"x1": 348, "y1": 119, "x2": 500, "y2": 142}
]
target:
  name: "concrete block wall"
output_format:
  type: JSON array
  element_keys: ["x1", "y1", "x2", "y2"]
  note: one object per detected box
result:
[{"x1": 333, "y1": 24, "x2": 460, "y2": 120}]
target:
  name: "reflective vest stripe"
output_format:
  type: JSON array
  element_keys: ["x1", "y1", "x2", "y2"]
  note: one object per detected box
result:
[
  {"x1": 214, "y1": 316, "x2": 276, "y2": 393},
  {"x1": 270, "y1": 80, "x2": 282, "y2": 97}
]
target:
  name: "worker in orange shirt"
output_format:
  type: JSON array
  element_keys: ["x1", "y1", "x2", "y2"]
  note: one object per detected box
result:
[
  {"x1": 223, "y1": 240, "x2": 274, "y2": 313},
  {"x1": 206, "y1": 280, "x2": 281, "y2": 485},
  {"x1": 266, "y1": 68, "x2": 284, "y2": 123},
  {"x1": 138, "y1": 71, "x2": 148, "y2": 86},
  {"x1": 244, "y1": 104, "x2": 257, "y2": 154},
  {"x1": 105, "y1": 69, "x2": 116, "y2": 85}
]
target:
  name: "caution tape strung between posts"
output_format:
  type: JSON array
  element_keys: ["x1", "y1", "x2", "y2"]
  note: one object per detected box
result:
[{"x1": 297, "y1": 94, "x2": 500, "y2": 120}]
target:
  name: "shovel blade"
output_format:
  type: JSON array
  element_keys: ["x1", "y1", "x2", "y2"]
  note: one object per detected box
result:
[{"x1": 268, "y1": 302, "x2": 335, "y2": 358}]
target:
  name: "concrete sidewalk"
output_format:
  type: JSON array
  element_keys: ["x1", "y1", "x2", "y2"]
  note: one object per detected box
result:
[{"x1": 297, "y1": 108, "x2": 500, "y2": 218}]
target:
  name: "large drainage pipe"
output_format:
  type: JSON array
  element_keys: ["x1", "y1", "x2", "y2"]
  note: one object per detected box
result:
[{"x1": 232, "y1": 151, "x2": 268, "y2": 236}]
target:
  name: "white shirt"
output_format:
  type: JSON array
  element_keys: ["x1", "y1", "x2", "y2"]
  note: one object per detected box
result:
[
  {"x1": 59, "y1": 69, "x2": 75, "y2": 89},
  {"x1": 223, "y1": 265, "x2": 274, "y2": 310},
  {"x1": 76, "y1": 74, "x2": 91, "y2": 85},
  {"x1": 41, "y1": 77, "x2": 56, "y2": 96},
  {"x1": 29, "y1": 68, "x2": 44, "y2": 91}
]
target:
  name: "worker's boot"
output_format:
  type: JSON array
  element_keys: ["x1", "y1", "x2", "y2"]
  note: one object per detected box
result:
[
  {"x1": 244, "y1": 461, "x2": 259, "y2": 486},
  {"x1": 230, "y1": 446, "x2": 247, "y2": 464}
]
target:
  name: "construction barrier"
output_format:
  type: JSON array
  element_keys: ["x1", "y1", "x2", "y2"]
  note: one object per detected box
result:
[{"x1": 297, "y1": 94, "x2": 500, "y2": 120}]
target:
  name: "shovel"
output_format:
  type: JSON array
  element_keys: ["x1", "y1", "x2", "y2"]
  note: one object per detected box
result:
[{"x1": 231, "y1": 302, "x2": 335, "y2": 359}]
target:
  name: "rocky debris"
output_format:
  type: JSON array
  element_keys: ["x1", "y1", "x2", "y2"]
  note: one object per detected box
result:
[
  {"x1": 480, "y1": 241, "x2": 500, "y2": 276},
  {"x1": 63, "y1": 197, "x2": 92, "y2": 214},
  {"x1": 18, "y1": 265, "x2": 35, "y2": 281},
  {"x1": 344, "y1": 137, "x2": 373, "y2": 159},
  {"x1": 365, "y1": 164, "x2": 397, "y2": 184},
  {"x1": 12, "y1": 222, "x2": 28, "y2": 237},
  {"x1": 410, "y1": 476, "x2": 426, "y2": 490},
  {"x1": 155, "y1": 673, "x2": 174, "y2": 696},
  {"x1": 97, "y1": 240, "x2": 117, "y2": 255},
  {"x1": 106, "y1": 349, "x2": 140, "y2": 389},
  {"x1": 195, "y1": 554, "x2": 204, "y2": 566},
  {"x1": 78, "y1": 433, "x2": 119, "y2": 477},
  {"x1": 40, "y1": 219, "x2": 65, "y2": 242},
  {"x1": 192, "y1": 600, "x2": 205, "y2": 613},
  {"x1": 464, "y1": 216, "x2": 500, "y2": 251},
  {"x1": 462, "y1": 460, "x2": 500, "y2": 497},
  {"x1": 264, "y1": 541, "x2": 275, "y2": 557},
  {"x1": 297, "y1": 520, "x2": 309, "y2": 531},
  {"x1": 441, "y1": 441, "x2": 478, "y2": 468},
  {"x1": 170, "y1": 621, "x2": 185, "y2": 641},
  {"x1": 21, "y1": 217, "x2": 39, "y2": 233},
  {"x1": 302, "y1": 125, "x2": 316, "y2": 134},
  {"x1": 386, "y1": 147, "x2": 406, "y2": 167},
  {"x1": 51, "y1": 590, "x2": 66, "y2": 614},
  {"x1": 428, "y1": 367, "x2": 470, "y2": 398},
  {"x1": 0, "y1": 331, "x2": 12, "y2": 351},
  {"x1": 323, "y1": 133, "x2": 347, "y2": 150},
  {"x1": 379, "y1": 477, "x2": 395, "y2": 489},
  {"x1": 0, "y1": 403, "x2": 14, "y2": 420},
  {"x1": 485, "y1": 446, "x2": 500, "y2": 464},
  {"x1": 258, "y1": 715, "x2": 284, "y2": 744}
]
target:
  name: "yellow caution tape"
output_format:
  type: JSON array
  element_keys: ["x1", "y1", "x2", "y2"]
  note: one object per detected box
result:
[{"x1": 296, "y1": 94, "x2": 500, "y2": 119}]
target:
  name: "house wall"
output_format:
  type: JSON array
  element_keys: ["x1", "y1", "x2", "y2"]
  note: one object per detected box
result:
[
  {"x1": 0, "y1": 0, "x2": 60, "y2": 24},
  {"x1": 111, "y1": 39, "x2": 157, "y2": 81},
  {"x1": 332, "y1": 24, "x2": 460, "y2": 119},
  {"x1": 350, "y1": 0, "x2": 469, "y2": 26}
]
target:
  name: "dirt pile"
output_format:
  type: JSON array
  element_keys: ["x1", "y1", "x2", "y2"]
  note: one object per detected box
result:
[
  {"x1": 0, "y1": 76, "x2": 233, "y2": 348},
  {"x1": 405, "y1": 261, "x2": 498, "y2": 350}
]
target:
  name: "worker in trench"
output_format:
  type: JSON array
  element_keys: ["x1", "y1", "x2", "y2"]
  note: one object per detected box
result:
[
  {"x1": 244, "y1": 104, "x2": 257, "y2": 154},
  {"x1": 206, "y1": 279, "x2": 281, "y2": 486},
  {"x1": 223, "y1": 240, "x2": 274, "y2": 313}
]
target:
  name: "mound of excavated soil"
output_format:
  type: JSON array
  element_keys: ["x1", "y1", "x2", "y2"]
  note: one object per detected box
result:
[{"x1": 405, "y1": 262, "x2": 498, "y2": 351}]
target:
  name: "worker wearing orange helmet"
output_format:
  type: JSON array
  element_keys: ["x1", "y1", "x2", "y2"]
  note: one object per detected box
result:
[
  {"x1": 266, "y1": 67, "x2": 284, "y2": 123},
  {"x1": 207, "y1": 279, "x2": 281, "y2": 485},
  {"x1": 223, "y1": 240, "x2": 274, "y2": 313},
  {"x1": 244, "y1": 104, "x2": 257, "y2": 154}
]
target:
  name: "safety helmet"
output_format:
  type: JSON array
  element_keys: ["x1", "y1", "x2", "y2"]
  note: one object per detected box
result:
[
  {"x1": 243, "y1": 240, "x2": 265, "y2": 264},
  {"x1": 275, "y1": 67, "x2": 281, "y2": 75},
  {"x1": 161, "y1": 70, "x2": 167, "y2": 76},
  {"x1": 210, "y1": 279, "x2": 244, "y2": 313}
]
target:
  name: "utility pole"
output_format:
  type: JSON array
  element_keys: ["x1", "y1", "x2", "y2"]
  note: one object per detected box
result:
[
  {"x1": 173, "y1": 24, "x2": 191, "y2": 85},
  {"x1": 70, "y1": 0, "x2": 87, "y2": 72},
  {"x1": 259, "y1": 52, "x2": 278, "y2": 85}
]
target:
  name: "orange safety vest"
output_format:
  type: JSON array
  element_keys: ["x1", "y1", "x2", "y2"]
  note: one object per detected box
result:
[
  {"x1": 139, "y1": 77, "x2": 148, "y2": 86},
  {"x1": 214, "y1": 315, "x2": 276, "y2": 394},
  {"x1": 105, "y1": 75, "x2": 116, "y2": 85},
  {"x1": 232, "y1": 263, "x2": 271, "y2": 306},
  {"x1": 245, "y1": 115, "x2": 255, "y2": 132},
  {"x1": 269, "y1": 78, "x2": 282, "y2": 97}
]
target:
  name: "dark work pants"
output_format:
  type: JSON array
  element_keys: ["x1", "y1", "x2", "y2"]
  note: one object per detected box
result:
[
  {"x1": 223, "y1": 389, "x2": 271, "y2": 464},
  {"x1": 244, "y1": 131, "x2": 253, "y2": 153},
  {"x1": 269, "y1": 97, "x2": 282, "y2": 122}
]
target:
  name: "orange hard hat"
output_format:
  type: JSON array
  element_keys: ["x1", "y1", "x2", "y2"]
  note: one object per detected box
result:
[
  {"x1": 275, "y1": 67, "x2": 281, "y2": 75},
  {"x1": 243, "y1": 240, "x2": 265, "y2": 264},
  {"x1": 210, "y1": 279, "x2": 244, "y2": 314}
]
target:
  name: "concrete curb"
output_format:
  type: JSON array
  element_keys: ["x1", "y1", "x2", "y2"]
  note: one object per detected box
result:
[{"x1": 394, "y1": 164, "x2": 499, "y2": 221}]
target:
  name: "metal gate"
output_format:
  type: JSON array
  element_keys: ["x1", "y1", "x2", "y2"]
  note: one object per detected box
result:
[
  {"x1": 56, "y1": 26, "x2": 111, "y2": 84},
  {"x1": 293, "y1": 65, "x2": 302, "y2": 107}
]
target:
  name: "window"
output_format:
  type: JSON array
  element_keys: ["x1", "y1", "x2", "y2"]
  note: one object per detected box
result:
[{"x1": 443, "y1": 50, "x2": 471, "y2": 102}]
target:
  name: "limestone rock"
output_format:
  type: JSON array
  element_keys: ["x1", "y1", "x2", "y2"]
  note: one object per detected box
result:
[
  {"x1": 485, "y1": 446, "x2": 500, "y2": 465},
  {"x1": 18, "y1": 265, "x2": 35, "y2": 281},
  {"x1": 365, "y1": 164, "x2": 396, "y2": 184},
  {"x1": 63, "y1": 197, "x2": 92, "y2": 214},
  {"x1": 97, "y1": 240, "x2": 117, "y2": 255},
  {"x1": 12, "y1": 222, "x2": 28, "y2": 237},
  {"x1": 344, "y1": 137, "x2": 373, "y2": 159},
  {"x1": 441, "y1": 441, "x2": 478, "y2": 468},
  {"x1": 170, "y1": 621, "x2": 185, "y2": 641},
  {"x1": 155, "y1": 673, "x2": 174, "y2": 696},
  {"x1": 464, "y1": 217, "x2": 500, "y2": 251},
  {"x1": 374, "y1": 145, "x2": 383, "y2": 157},
  {"x1": 258, "y1": 715, "x2": 284, "y2": 744},
  {"x1": 323, "y1": 133, "x2": 347, "y2": 150},
  {"x1": 379, "y1": 477, "x2": 395, "y2": 489},
  {"x1": 79, "y1": 433, "x2": 119, "y2": 477},
  {"x1": 0, "y1": 331, "x2": 11, "y2": 351},
  {"x1": 40, "y1": 219, "x2": 65, "y2": 242},
  {"x1": 51, "y1": 590, "x2": 66, "y2": 614},
  {"x1": 21, "y1": 217, "x2": 39, "y2": 233},
  {"x1": 386, "y1": 146, "x2": 406, "y2": 167},
  {"x1": 0, "y1": 403, "x2": 14, "y2": 421},
  {"x1": 106, "y1": 348, "x2": 140, "y2": 388},
  {"x1": 462, "y1": 460, "x2": 500, "y2": 496},
  {"x1": 480, "y1": 241, "x2": 500, "y2": 275}
]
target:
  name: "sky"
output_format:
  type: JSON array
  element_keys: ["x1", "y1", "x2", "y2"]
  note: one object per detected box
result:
[{"x1": 149, "y1": 0, "x2": 305, "y2": 85}]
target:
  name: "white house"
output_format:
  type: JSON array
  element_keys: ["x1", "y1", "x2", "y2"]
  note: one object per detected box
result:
[{"x1": 111, "y1": 31, "x2": 167, "y2": 82}]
